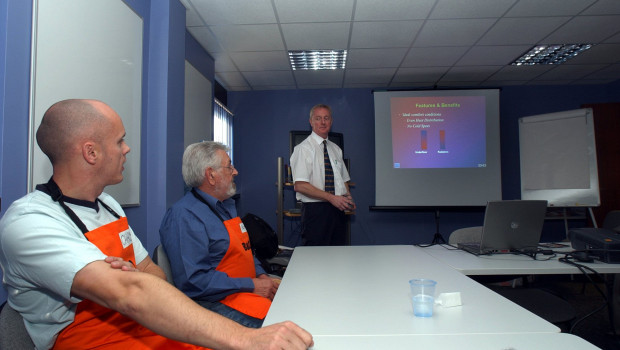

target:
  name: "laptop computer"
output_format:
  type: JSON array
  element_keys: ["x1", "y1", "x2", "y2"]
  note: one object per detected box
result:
[{"x1": 457, "y1": 200, "x2": 548, "y2": 255}]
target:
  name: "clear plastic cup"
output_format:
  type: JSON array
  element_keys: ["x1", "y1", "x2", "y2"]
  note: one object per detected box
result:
[{"x1": 409, "y1": 279, "x2": 437, "y2": 317}]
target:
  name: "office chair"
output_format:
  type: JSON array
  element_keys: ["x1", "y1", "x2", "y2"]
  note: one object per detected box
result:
[
  {"x1": 449, "y1": 227, "x2": 577, "y2": 331},
  {"x1": 152, "y1": 244, "x2": 174, "y2": 284},
  {"x1": 0, "y1": 302, "x2": 35, "y2": 349},
  {"x1": 448, "y1": 226, "x2": 483, "y2": 245}
]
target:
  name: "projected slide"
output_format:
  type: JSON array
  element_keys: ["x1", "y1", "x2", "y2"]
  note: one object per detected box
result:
[{"x1": 391, "y1": 96, "x2": 486, "y2": 169}]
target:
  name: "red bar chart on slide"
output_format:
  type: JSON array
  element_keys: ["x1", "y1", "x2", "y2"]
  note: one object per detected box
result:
[{"x1": 439, "y1": 130, "x2": 446, "y2": 150}]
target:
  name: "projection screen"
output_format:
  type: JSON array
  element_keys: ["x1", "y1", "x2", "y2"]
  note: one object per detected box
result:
[{"x1": 374, "y1": 89, "x2": 501, "y2": 207}]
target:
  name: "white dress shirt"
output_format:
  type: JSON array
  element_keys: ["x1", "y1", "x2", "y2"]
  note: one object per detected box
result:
[{"x1": 290, "y1": 131, "x2": 350, "y2": 203}]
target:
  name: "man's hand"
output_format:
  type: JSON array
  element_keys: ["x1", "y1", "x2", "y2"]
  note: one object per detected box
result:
[
  {"x1": 252, "y1": 274, "x2": 279, "y2": 300},
  {"x1": 242, "y1": 321, "x2": 313, "y2": 350},
  {"x1": 105, "y1": 256, "x2": 138, "y2": 272},
  {"x1": 328, "y1": 193, "x2": 356, "y2": 211}
]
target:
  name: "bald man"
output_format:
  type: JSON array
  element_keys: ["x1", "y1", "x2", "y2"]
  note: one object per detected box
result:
[{"x1": 0, "y1": 99, "x2": 312, "y2": 350}]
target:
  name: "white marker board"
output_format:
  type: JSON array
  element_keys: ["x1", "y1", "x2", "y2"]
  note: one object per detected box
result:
[
  {"x1": 519, "y1": 108, "x2": 600, "y2": 207},
  {"x1": 28, "y1": 0, "x2": 143, "y2": 206}
]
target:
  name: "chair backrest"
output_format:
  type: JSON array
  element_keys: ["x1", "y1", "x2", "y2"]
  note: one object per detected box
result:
[
  {"x1": 603, "y1": 210, "x2": 620, "y2": 232},
  {"x1": 152, "y1": 244, "x2": 174, "y2": 284},
  {"x1": 448, "y1": 226, "x2": 483, "y2": 245},
  {"x1": 0, "y1": 302, "x2": 35, "y2": 350}
]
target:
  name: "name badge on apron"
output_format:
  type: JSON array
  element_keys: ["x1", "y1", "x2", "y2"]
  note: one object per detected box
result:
[{"x1": 119, "y1": 229, "x2": 133, "y2": 249}]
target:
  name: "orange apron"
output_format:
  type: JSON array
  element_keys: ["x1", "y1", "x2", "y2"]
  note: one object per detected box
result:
[
  {"x1": 38, "y1": 179, "x2": 205, "y2": 350},
  {"x1": 192, "y1": 189, "x2": 271, "y2": 319}
]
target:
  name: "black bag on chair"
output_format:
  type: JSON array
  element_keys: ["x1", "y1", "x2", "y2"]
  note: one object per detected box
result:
[{"x1": 242, "y1": 213, "x2": 278, "y2": 260}]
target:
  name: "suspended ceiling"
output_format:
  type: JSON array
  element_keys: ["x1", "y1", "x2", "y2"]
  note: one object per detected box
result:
[{"x1": 180, "y1": 0, "x2": 620, "y2": 91}]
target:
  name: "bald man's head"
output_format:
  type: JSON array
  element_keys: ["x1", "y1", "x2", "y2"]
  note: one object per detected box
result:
[{"x1": 36, "y1": 99, "x2": 109, "y2": 165}]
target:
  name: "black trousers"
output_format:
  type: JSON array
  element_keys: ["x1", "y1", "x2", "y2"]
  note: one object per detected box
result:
[{"x1": 301, "y1": 202, "x2": 347, "y2": 246}]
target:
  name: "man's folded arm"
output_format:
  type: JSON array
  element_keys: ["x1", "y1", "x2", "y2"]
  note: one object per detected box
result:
[{"x1": 71, "y1": 259, "x2": 250, "y2": 349}]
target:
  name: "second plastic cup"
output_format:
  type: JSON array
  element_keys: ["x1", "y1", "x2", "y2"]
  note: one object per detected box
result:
[{"x1": 409, "y1": 278, "x2": 437, "y2": 317}]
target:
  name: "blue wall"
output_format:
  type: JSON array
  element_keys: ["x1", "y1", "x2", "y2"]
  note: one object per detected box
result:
[{"x1": 229, "y1": 83, "x2": 620, "y2": 247}]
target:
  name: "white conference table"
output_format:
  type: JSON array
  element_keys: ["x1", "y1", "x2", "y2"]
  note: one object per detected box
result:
[
  {"x1": 309, "y1": 333, "x2": 600, "y2": 350},
  {"x1": 264, "y1": 245, "x2": 559, "y2": 336},
  {"x1": 417, "y1": 244, "x2": 620, "y2": 275}
]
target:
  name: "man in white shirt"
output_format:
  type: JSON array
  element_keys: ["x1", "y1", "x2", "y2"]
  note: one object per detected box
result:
[{"x1": 290, "y1": 104, "x2": 356, "y2": 245}]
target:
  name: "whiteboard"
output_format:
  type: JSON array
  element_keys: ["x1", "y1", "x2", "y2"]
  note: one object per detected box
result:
[
  {"x1": 28, "y1": 0, "x2": 143, "y2": 206},
  {"x1": 519, "y1": 108, "x2": 600, "y2": 207}
]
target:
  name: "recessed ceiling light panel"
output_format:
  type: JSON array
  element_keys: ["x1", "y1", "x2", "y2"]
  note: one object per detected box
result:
[
  {"x1": 511, "y1": 44, "x2": 593, "y2": 66},
  {"x1": 288, "y1": 50, "x2": 347, "y2": 70}
]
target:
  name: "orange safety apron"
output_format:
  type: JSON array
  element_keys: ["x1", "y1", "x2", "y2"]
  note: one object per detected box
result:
[
  {"x1": 37, "y1": 179, "x2": 205, "y2": 350},
  {"x1": 192, "y1": 189, "x2": 271, "y2": 319}
]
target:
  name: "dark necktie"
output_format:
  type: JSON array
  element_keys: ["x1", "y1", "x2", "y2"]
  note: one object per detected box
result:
[{"x1": 323, "y1": 140, "x2": 335, "y2": 194}]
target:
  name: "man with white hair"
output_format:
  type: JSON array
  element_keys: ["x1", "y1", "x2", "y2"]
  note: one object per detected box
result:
[{"x1": 160, "y1": 141, "x2": 279, "y2": 328}]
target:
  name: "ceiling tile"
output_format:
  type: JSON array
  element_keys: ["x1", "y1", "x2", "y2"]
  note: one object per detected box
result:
[
  {"x1": 343, "y1": 82, "x2": 390, "y2": 88},
  {"x1": 430, "y1": 0, "x2": 516, "y2": 19},
  {"x1": 189, "y1": 0, "x2": 276, "y2": 25},
  {"x1": 486, "y1": 65, "x2": 554, "y2": 81},
  {"x1": 437, "y1": 81, "x2": 483, "y2": 87},
  {"x1": 393, "y1": 67, "x2": 448, "y2": 83},
  {"x1": 243, "y1": 70, "x2": 295, "y2": 86},
  {"x1": 354, "y1": 0, "x2": 435, "y2": 20},
  {"x1": 216, "y1": 71, "x2": 249, "y2": 87},
  {"x1": 402, "y1": 47, "x2": 469, "y2": 67},
  {"x1": 477, "y1": 17, "x2": 572, "y2": 45},
  {"x1": 457, "y1": 45, "x2": 531, "y2": 65},
  {"x1": 542, "y1": 16, "x2": 620, "y2": 43},
  {"x1": 344, "y1": 68, "x2": 397, "y2": 84},
  {"x1": 440, "y1": 66, "x2": 500, "y2": 82},
  {"x1": 249, "y1": 84, "x2": 298, "y2": 90},
  {"x1": 210, "y1": 24, "x2": 284, "y2": 52},
  {"x1": 479, "y1": 80, "x2": 527, "y2": 86},
  {"x1": 389, "y1": 81, "x2": 437, "y2": 88},
  {"x1": 533, "y1": 64, "x2": 610, "y2": 81},
  {"x1": 229, "y1": 51, "x2": 290, "y2": 71},
  {"x1": 274, "y1": 0, "x2": 354, "y2": 23},
  {"x1": 581, "y1": 0, "x2": 620, "y2": 15},
  {"x1": 414, "y1": 19, "x2": 497, "y2": 47},
  {"x1": 281, "y1": 22, "x2": 351, "y2": 50},
  {"x1": 582, "y1": 63, "x2": 620, "y2": 79},
  {"x1": 347, "y1": 48, "x2": 408, "y2": 68},
  {"x1": 296, "y1": 84, "x2": 343, "y2": 90},
  {"x1": 350, "y1": 21, "x2": 423, "y2": 49},
  {"x1": 293, "y1": 70, "x2": 345, "y2": 85},
  {"x1": 604, "y1": 32, "x2": 620, "y2": 43},
  {"x1": 505, "y1": 0, "x2": 596, "y2": 17}
]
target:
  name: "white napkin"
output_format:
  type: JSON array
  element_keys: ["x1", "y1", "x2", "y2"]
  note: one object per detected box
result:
[{"x1": 435, "y1": 292, "x2": 462, "y2": 307}]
